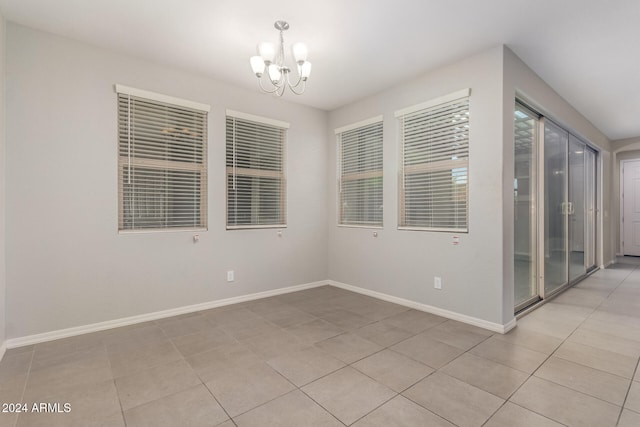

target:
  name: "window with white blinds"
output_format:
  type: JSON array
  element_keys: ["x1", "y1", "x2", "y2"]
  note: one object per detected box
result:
[
  {"x1": 396, "y1": 89, "x2": 470, "y2": 232},
  {"x1": 116, "y1": 85, "x2": 209, "y2": 232},
  {"x1": 226, "y1": 110, "x2": 288, "y2": 229},
  {"x1": 336, "y1": 117, "x2": 383, "y2": 227}
]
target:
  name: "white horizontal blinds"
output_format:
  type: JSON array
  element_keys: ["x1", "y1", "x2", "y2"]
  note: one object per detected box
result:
[
  {"x1": 399, "y1": 93, "x2": 469, "y2": 231},
  {"x1": 226, "y1": 114, "x2": 286, "y2": 228},
  {"x1": 117, "y1": 92, "x2": 208, "y2": 231},
  {"x1": 337, "y1": 120, "x2": 383, "y2": 226}
]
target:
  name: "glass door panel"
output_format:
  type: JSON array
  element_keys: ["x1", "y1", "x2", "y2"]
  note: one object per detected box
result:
[
  {"x1": 514, "y1": 101, "x2": 600, "y2": 313},
  {"x1": 543, "y1": 120, "x2": 568, "y2": 296},
  {"x1": 585, "y1": 148, "x2": 597, "y2": 270},
  {"x1": 569, "y1": 136, "x2": 586, "y2": 282},
  {"x1": 514, "y1": 104, "x2": 539, "y2": 309}
]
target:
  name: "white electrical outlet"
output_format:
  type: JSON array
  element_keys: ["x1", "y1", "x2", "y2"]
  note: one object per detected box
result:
[
  {"x1": 434, "y1": 276, "x2": 442, "y2": 290},
  {"x1": 227, "y1": 271, "x2": 235, "y2": 282}
]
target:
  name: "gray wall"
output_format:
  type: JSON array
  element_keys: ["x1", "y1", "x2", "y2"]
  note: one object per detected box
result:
[
  {"x1": 0, "y1": 11, "x2": 6, "y2": 348},
  {"x1": 327, "y1": 45, "x2": 615, "y2": 328},
  {"x1": 5, "y1": 24, "x2": 329, "y2": 338},
  {"x1": 1, "y1": 23, "x2": 620, "y2": 341},
  {"x1": 327, "y1": 47, "x2": 507, "y2": 325}
]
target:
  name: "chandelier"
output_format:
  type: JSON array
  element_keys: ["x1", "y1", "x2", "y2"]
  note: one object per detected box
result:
[{"x1": 249, "y1": 21, "x2": 311, "y2": 96}]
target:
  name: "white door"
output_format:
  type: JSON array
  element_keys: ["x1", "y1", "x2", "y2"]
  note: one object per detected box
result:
[{"x1": 622, "y1": 160, "x2": 640, "y2": 256}]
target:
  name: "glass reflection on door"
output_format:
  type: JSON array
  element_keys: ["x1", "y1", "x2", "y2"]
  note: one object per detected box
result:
[
  {"x1": 514, "y1": 103, "x2": 600, "y2": 313},
  {"x1": 585, "y1": 148, "x2": 597, "y2": 270},
  {"x1": 514, "y1": 104, "x2": 539, "y2": 309},
  {"x1": 569, "y1": 136, "x2": 586, "y2": 282},
  {"x1": 543, "y1": 120, "x2": 568, "y2": 296}
]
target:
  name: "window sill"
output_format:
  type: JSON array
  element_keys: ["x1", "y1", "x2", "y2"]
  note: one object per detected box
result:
[
  {"x1": 337, "y1": 224, "x2": 384, "y2": 230},
  {"x1": 398, "y1": 226, "x2": 468, "y2": 233},
  {"x1": 226, "y1": 225, "x2": 287, "y2": 230},
  {"x1": 119, "y1": 227, "x2": 207, "y2": 235}
]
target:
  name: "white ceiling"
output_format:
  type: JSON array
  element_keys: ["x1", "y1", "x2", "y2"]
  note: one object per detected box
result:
[{"x1": 1, "y1": 0, "x2": 639, "y2": 140}]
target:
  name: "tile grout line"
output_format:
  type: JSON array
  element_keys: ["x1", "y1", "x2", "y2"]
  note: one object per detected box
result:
[
  {"x1": 116, "y1": 324, "x2": 203, "y2": 423},
  {"x1": 6, "y1": 280, "x2": 638, "y2": 426},
  {"x1": 487, "y1": 334, "x2": 586, "y2": 425},
  {"x1": 169, "y1": 301, "x2": 339, "y2": 424},
  {"x1": 616, "y1": 357, "x2": 640, "y2": 426},
  {"x1": 345, "y1": 319, "x2": 493, "y2": 424},
  {"x1": 435, "y1": 332, "x2": 521, "y2": 426},
  {"x1": 346, "y1": 392, "x2": 399, "y2": 426},
  {"x1": 206, "y1": 317, "x2": 346, "y2": 424},
  {"x1": 481, "y1": 400, "x2": 571, "y2": 427},
  {"x1": 506, "y1": 262, "x2": 640, "y2": 425},
  {"x1": 541, "y1": 263, "x2": 634, "y2": 366},
  {"x1": 475, "y1": 265, "x2": 636, "y2": 425},
  {"x1": 12, "y1": 347, "x2": 35, "y2": 427},
  {"x1": 296, "y1": 386, "x2": 348, "y2": 426},
  {"x1": 100, "y1": 338, "x2": 129, "y2": 427},
  {"x1": 232, "y1": 306, "x2": 447, "y2": 425},
  {"x1": 185, "y1": 347, "x2": 238, "y2": 425},
  {"x1": 379, "y1": 327, "x2": 497, "y2": 425}
]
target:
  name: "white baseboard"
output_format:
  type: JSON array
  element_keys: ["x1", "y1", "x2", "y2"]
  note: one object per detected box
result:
[
  {"x1": 328, "y1": 280, "x2": 516, "y2": 334},
  {"x1": 502, "y1": 318, "x2": 518, "y2": 334},
  {"x1": 5, "y1": 280, "x2": 328, "y2": 349},
  {"x1": 5, "y1": 277, "x2": 518, "y2": 349}
]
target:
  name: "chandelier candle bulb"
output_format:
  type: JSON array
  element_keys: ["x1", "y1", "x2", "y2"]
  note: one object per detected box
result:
[
  {"x1": 292, "y1": 42, "x2": 308, "y2": 63},
  {"x1": 301, "y1": 61, "x2": 312, "y2": 80},
  {"x1": 268, "y1": 64, "x2": 282, "y2": 84},
  {"x1": 257, "y1": 42, "x2": 275, "y2": 63},
  {"x1": 250, "y1": 56, "x2": 265, "y2": 77}
]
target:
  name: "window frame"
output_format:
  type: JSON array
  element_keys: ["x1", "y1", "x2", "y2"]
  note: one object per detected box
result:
[
  {"x1": 396, "y1": 88, "x2": 470, "y2": 233},
  {"x1": 116, "y1": 85, "x2": 209, "y2": 233},
  {"x1": 225, "y1": 109, "x2": 289, "y2": 230},
  {"x1": 335, "y1": 115, "x2": 384, "y2": 228}
]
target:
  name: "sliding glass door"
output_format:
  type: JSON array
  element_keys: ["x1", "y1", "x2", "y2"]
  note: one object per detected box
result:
[
  {"x1": 514, "y1": 105, "x2": 539, "y2": 309},
  {"x1": 514, "y1": 103, "x2": 599, "y2": 312},
  {"x1": 569, "y1": 135, "x2": 586, "y2": 282},
  {"x1": 543, "y1": 120, "x2": 569, "y2": 297},
  {"x1": 585, "y1": 148, "x2": 597, "y2": 270}
]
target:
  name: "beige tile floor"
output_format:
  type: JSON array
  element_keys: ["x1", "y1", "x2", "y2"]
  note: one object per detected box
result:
[{"x1": 1, "y1": 257, "x2": 640, "y2": 426}]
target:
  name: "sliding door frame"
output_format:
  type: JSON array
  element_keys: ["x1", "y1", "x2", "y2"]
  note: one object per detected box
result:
[
  {"x1": 514, "y1": 101, "x2": 600, "y2": 313},
  {"x1": 539, "y1": 117, "x2": 570, "y2": 300},
  {"x1": 514, "y1": 102, "x2": 542, "y2": 312}
]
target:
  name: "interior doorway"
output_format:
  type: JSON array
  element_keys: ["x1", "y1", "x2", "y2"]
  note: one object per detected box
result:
[{"x1": 621, "y1": 159, "x2": 640, "y2": 256}]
